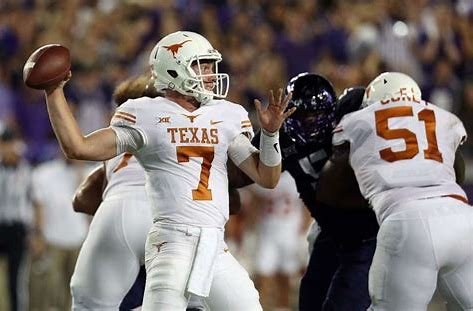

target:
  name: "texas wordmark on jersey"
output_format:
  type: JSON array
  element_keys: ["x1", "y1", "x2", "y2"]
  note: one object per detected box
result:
[{"x1": 111, "y1": 97, "x2": 253, "y2": 228}]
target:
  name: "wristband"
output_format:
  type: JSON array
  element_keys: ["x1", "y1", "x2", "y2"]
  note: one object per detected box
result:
[{"x1": 259, "y1": 129, "x2": 281, "y2": 166}]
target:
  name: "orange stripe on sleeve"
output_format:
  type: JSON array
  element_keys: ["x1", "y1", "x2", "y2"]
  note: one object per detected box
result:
[
  {"x1": 116, "y1": 111, "x2": 136, "y2": 120},
  {"x1": 113, "y1": 114, "x2": 136, "y2": 124}
]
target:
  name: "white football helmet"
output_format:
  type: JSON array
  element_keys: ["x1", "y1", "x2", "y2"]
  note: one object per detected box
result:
[
  {"x1": 362, "y1": 72, "x2": 421, "y2": 107},
  {"x1": 149, "y1": 31, "x2": 229, "y2": 104}
]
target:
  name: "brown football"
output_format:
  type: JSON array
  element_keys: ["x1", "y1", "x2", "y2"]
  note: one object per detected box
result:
[{"x1": 23, "y1": 44, "x2": 71, "y2": 90}]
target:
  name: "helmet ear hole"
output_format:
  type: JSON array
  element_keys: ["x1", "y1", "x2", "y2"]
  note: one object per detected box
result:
[{"x1": 167, "y1": 70, "x2": 178, "y2": 78}]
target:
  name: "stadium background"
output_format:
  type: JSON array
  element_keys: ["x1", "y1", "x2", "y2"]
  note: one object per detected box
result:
[{"x1": 0, "y1": 0, "x2": 472, "y2": 310}]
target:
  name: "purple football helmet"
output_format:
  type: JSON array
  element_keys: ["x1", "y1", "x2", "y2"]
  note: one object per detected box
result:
[{"x1": 283, "y1": 73, "x2": 337, "y2": 146}]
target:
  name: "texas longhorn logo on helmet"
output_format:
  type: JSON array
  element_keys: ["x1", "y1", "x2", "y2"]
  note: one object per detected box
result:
[{"x1": 163, "y1": 40, "x2": 191, "y2": 57}]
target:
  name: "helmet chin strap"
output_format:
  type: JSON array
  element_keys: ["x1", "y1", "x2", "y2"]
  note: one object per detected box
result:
[
  {"x1": 197, "y1": 93, "x2": 213, "y2": 105},
  {"x1": 183, "y1": 81, "x2": 214, "y2": 105},
  {"x1": 173, "y1": 89, "x2": 213, "y2": 107}
]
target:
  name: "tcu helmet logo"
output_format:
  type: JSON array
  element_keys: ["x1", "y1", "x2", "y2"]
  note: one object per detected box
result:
[{"x1": 163, "y1": 40, "x2": 191, "y2": 57}]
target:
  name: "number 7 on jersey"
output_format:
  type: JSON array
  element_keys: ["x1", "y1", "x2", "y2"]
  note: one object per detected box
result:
[{"x1": 176, "y1": 146, "x2": 215, "y2": 200}]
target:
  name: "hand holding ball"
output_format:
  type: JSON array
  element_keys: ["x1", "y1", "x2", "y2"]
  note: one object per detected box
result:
[{"x1": 23, "y1": 44, "x2": 71, "y2": 90}]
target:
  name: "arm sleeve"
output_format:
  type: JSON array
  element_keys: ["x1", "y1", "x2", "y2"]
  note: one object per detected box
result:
[
  {"x1": 332, "y1": 113, "x2": 371, "y2": 156},
  {"x1": 228, "y1": 133, "x2": 259, "y2": 166},
  {"x1": 110, "y1": 126, "x2": 146, "y2": 154},
  {"x1": 110, "y1": 101, "x2": 147, "y2": 154}
]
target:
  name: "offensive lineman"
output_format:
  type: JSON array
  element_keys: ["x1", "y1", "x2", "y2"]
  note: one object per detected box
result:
[{"x1": 332, "y1": 72, "x2": 473, "y2": 310}]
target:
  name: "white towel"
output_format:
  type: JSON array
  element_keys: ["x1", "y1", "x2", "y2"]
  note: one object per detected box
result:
[{"x1": 186, "y1": 227, "x2": 220, "y2": 297}]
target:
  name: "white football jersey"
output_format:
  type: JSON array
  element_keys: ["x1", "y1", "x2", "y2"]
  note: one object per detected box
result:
[
  {"x1": 333, "y1": 99, "x2": 467, "y2": 223},
  {"x1": 102, "y1": 153, "x2": 145, "y2": 199},
  {"x1": 111, "y1": 97, "x2": 254, "y2": 228}
]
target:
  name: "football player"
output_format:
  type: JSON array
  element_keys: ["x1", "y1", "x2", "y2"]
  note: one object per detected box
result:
[
  {"x1": 281, "y1": 76, "x2": 378, "y2": 311},
  {"x1": 240, "y1": 74, "x2": 378, "y2": 310},
  {"x1": 43, "y1": 30, "x2": 295, "y2": 310},
  {"x1": 70, "y1": 75, "x2": 246, "y2": 309},
  {"x1": 69, "y1": 74, "x2": 155, "y2": 310},
  {"x1": 332, "y1": 72, "x2": 473, "y2": 309}
]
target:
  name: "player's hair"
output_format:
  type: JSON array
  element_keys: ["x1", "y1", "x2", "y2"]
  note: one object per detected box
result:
[{"x1": 113, "y1": 74, "x2": 161, "y2": 106}]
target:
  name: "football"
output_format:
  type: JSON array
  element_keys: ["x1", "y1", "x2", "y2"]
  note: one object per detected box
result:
[{"x1": 23, "y1": 44, "x2": 71, "y2": 90}]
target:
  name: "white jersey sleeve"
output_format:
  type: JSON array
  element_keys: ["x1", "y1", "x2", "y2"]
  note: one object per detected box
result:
[
  {"x1": 110, "y1": 98, "x2": 149, "y2": 154},
  {"x1": 236, "y1": 105, "x2": 254, "y2": 140},
  {"x1": 227, "y1": 105, "x2": 257, "y2": 165},
  {"x1": 450, "y1": 114, "x2": 467, "y2": 148},
  {"x1": 332, "y1": 115, "x2": 351, "y2": 146},
  {"x1": 332, "y1": 111, "x2": 372, "y2": 156}
]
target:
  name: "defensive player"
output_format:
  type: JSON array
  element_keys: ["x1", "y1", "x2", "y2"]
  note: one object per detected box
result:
[
  {"x1": 43, "y1": 31, "x2": 295, "y2": 310},
  {"x1": 332, "y1": 72, "x2": 473, "y2": 310},
  {"x1": 245, "y1": 74, "x2": 378, "y2": 310}
]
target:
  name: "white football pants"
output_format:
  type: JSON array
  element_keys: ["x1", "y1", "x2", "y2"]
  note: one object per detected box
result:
[
  {"x1": 142, "y1": 222, "x2": 262, "y2": 311},
  {"x1": 369, "y1": 197, "x2": 473, "y2": 311},
  {"x1": 70, "y1": 192, "x2": 152, "y2": 310}
]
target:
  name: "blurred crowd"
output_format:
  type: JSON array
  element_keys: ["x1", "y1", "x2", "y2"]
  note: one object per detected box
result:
[
  {"x1": 2, "y1": 0, "x2": 473, "y2": 165},
  {"x1": 0, "y1": 0, "x2": 472, "y2": 310}
]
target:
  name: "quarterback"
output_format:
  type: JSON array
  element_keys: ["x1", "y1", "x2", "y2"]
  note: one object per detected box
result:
[{"x1": 43, "y1": 31, "x2": 295, "y2": 310}]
